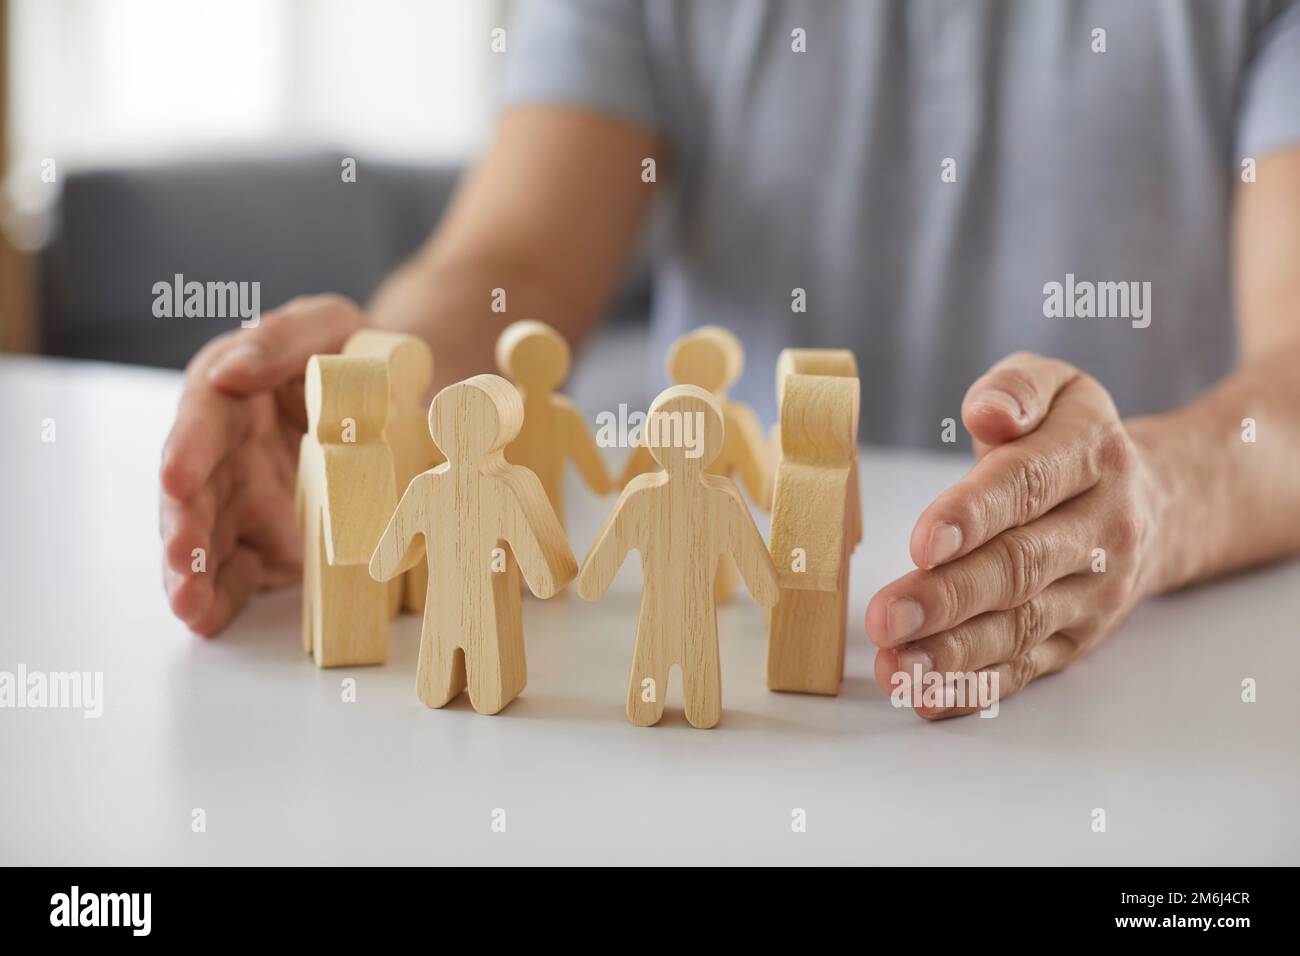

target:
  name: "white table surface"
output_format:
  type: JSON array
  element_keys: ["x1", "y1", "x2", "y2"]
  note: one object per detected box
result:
[{"x1": 1, "y1": 355, "x2": 1297, "y2": 866}]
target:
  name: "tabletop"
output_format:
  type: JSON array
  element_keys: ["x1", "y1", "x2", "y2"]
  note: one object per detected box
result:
[{"x1": 1, "y1": 355, "x2": 1297, "y2": 865}]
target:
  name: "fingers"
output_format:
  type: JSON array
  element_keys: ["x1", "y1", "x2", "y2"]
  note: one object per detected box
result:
[
  {"x1": 160, "y1": 335, "x2": 255, "y2": 500},
  {"x1": 886, "y1": 575, "x2": 1093, "y2": 679},
  {"x1": 912, "y1": 372, "x2": 1124, "y2": 569},
  {"x1": 868, "y1": 499, "x2": 1095, "y2": 648},
  {"x1": 187, "y1": 546, "x2": 266, "y2": 637},
  {"x1": 961, "y1": 351, "x2": 1078, "y2": 447},
  {"x1": 206, "y1": 294, "x2": 366, "y2": 394},
  {"x1": 914, "y1": 634, "x2": 1076, "y2": 720},
  {"x1": 160, "y1": 462, "x2": 235, "y2": 574}
]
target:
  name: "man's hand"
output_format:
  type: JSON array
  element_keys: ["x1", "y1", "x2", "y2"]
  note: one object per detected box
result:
[
  {"x1": 159, "y1": 295, "x2": 366, "y2": 635},
  {"x1": 867, "y1": 352, "x2": 1161, "y2": 718}
]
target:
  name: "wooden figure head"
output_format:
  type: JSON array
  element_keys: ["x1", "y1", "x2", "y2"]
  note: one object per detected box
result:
[
  {"x1": 667, "y1": 326, "x2": 743, "y2": 394},
  {"x1": 644, "y1": 384, "x2": 724, "y2": 477},
  {"x1": 495, "y1": 319, "x2": 572, "y2": 392},
  {"x1": 775, "y1": 348, "x2": 859, "y2": 407},
  {"x1": 343, "y1": 329, "x2": 434, "y2": 403},
  {"x1": 305, "y1": 355, "x2": 389, "y2": 444},
  {"x1": 427, "y1": 374, "x2": 525, "y2": 466}
]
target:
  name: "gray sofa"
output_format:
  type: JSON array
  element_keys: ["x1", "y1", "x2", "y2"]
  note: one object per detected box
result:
[{"x1": 38, "y1": 153, "x2": 654, "y2": 396}]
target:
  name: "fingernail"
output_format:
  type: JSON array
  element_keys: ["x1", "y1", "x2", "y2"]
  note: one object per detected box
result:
[
  {"x1": 897, "y1": 644, "x2": 933, "y2": 675},
  {"x1": 971, "y1": 389, "x2": 1023, "y2": 421},
  {"x1": 887, "y1": 598, "x2": 924, "y2": 642},
  {"x1": 209, "y1": 345, "x2": 264, "y2": 381},
  {"x1": 926, "y1": 522, "x2": 963, "y2": 568}
]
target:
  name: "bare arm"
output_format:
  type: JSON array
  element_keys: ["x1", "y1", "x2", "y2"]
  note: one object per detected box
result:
[
  {"x1": 369, "y1": 106, "x2": 663, "y2": 388},
  {"x1": 1129, "y1": 145, "x2": 1300, "y2": 591}
]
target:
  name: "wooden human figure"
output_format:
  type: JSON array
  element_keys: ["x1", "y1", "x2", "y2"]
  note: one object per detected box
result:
[
  {"x1": 577, "y1": 385, "x2": 780, "y2": 729},
  {"x1": 296, "y1": 355, "x2": 397, "y2": 667},
  {"x1": 343, "y1": 330, "x2": 443, "y2": 614},
  {"x1": 618, "y1": 326, "x2": 772, "y2": 603},
  {"x1": 496, "y1": 319, "x2": 610, "y2": 531},
  {"x1": 369, "y1": 374, "x2": 577, "y2": 715},
  {"x1": 766, "y1": 349, "x2": 861, "y2": 695}
]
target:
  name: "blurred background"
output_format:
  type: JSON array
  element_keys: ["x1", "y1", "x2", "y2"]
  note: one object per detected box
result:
[{"x1": 0, "y1": 0, "x2": 652, "y2": 405}]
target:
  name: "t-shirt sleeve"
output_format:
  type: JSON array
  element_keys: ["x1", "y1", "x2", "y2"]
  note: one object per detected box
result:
[
  {"x1": 1236, "y1": 1, "x2": 1300, "y2": 160},
  {"x1": 496, "y1": 0, "x2": 659, "y2": 133}
]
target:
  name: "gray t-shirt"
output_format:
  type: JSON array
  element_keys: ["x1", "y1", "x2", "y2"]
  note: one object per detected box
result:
[{"x1": 500, "y1": 0, "x2": 1300, "y2": 448}]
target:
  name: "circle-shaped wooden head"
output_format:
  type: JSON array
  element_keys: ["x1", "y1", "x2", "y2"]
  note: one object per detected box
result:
[
  {"x1": 304, "y1": 355, "x2": 389, "y2": 443},
  {"x1": 495, "y1": 319, "x2": 571, "y2": 392},
  {"x1": 775, "y1": 348, "x2": 858, "y2": 408},
  {"x1": 644, "y1": 384, "x2": 724, "y2": 475},
  {"x1": 666, "y1": 326, "x2": 743, "y2": 393},
  {"x1": 343, "y1": 329, "x2": 434, "y2": 401},
  {"x1": 427, "y1": 374, "x2": 524, "y2": 463}
]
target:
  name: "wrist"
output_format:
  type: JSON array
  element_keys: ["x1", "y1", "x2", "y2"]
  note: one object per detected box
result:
[{"x1": 1126, "y1": 412, "x2": 1200, "y2": 598}]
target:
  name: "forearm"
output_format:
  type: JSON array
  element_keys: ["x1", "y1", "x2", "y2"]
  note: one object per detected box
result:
[
  {"x1": 366, "y1": 106, "x2": 660, "y2": 391},
  {"x1": 368, "y1": 250, "x2": 586, "y2": 390},
  {"x1": 1128, "y1": 343, "x2": 1300, "y2": 595}
]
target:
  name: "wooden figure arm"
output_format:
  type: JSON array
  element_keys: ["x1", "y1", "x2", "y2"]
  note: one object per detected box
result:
[
  {"x1": 725, "y1": 490, "x2": 780, "y2": 608},
  {"x1": 559, "y1": 397, "x2": 612, "y2": 495},
  {"x1": 575, "y1": 490, "x2": 638, "y2": 601},
  {"x1": 500, "y1": 469, "x2": 578, "y2": 599},
  {"x1": 729, "y1": 403, "x2": 774, "y2": 511},
  {"x1": 368, "y1": 478, "x2": 427, "y2": 582},
  {"x1": 616, "y1": 442, "x2": 656, "y2": 489}
]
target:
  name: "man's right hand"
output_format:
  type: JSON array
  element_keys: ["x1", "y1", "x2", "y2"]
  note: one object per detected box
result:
[{"x1": 159, "y1": 295, "x2": 366, "y2": 635}]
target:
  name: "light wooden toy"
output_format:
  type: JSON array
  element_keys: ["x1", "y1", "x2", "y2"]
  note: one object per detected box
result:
[
  {"x1": 577, "y1": 385, "x2": 780, "y2": 729},
  {"x1": 766, "y1": 349, "x2": 861, "y2": 695},
  {"x1": 369, "y1": 374, "x2": 577, "y2": 715},
  {"x1": 343, "y1": 330, "x2": 443, "y2": 614},
  {"x1": 618, "y1": 326, "x2": 772, "y2": 603},
  {"x1": 495, "y1": 319, "x2": 610, "y2": 532},
  {"x1": 295, "y1": 355, "x2": 397, "y2": 668}
]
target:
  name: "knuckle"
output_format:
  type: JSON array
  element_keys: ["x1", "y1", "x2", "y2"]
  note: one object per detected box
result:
[
  {"x1": 992, "y1": 367, "x2": 1041, "y2": 411},
  {"x1": 932, "y1": 570, "x2": 967, "y2": 628},
  {"x1": 939, "y1": 626, "x2": 979, "y2": 671},
  {"x1": 1008, "y1": 653, "x2": 1040, "y2": 692},
  {"x1": 1011, "y1": 598, "x2": 1049, "y2": 657},
  {"x1": 998, "y1": 529, "x2": 1048, "y2": 603},
  {"x1": 1008, "y1": 454, "x2": 1054, "y2": 525},
  {"x1": 186, "y1": 331, "x2": 238, "y2": 374},
  {"x1": 1095, "y1": 424, "x2": 1138, "y2": 477},
  {"x1": 1107, "y1": 506, "x2": 1146, "y2": 557}
]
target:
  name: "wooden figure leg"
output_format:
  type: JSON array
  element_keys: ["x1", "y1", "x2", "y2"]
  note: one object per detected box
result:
[
  {"x1": 466, "y1": 554, "x2": 527, "y2": 715},
  {"x1": 303, "y1": 532, "x2": 320, "y2": 655},
  {"x1": 625, "y1": 606, "x2": 672, "y2": 727},
  {"x1": 317, "y1": 564, "x2": 389, "y2": 668},
  {"x1": 415, "y1": 630, "x2": 467, "y2": 709},
  {"x1": 681, "y1": 625, "x2": 722, "y2": 729},
  {"x1": 714, "y1": 553, "x2": 738, "y2": 603},
  {"x1": 767, "y1": 588, "x2": 842, "y2": 695}
]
